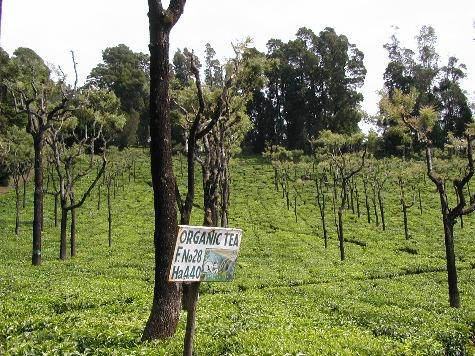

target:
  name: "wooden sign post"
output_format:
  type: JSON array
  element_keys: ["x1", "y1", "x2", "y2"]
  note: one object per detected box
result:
[{"x1": 169, "y1": 225, "x2": 243, "y2": 355}]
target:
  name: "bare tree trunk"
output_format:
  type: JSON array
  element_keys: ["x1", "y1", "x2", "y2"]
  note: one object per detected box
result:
[
  {"x1": 355, "y1": 185, "x2": 360, "y2": 218},
  {"x1": 402, "y1": 205, "x2": 409, "y2": 240},
  {"x1": 220, "y1": 166, "x2": 230, "y2": 228},
  {"x1": 142, "y1": 1, "x2": 185, "y2": 340},
  {"x1": 338, "y1": 179, "x2": 348, "y2": 261},
  {"x1": 425, "y1": 146, "x2": 461, "y2": 308},
  {"x1": 349, "y1": 181, "x2": 354, "y2": 213},
  {"x1": 70, "y1": 194, "x2": 76, "y2": 257},
  {"x1": 443, "y1": 214, "x2": 460, "y2": 308},
  {"x1": 32, "y1": 134, "x2": 44, "y2": 265},
  {"x1": 332, "y1": 174, "x2": 337, "y2": 226},
  {"x1": 15, "y1": 179, "x2": 20, "y2": 235},
  {"x1": 133, "y1": 160, "x2": 136, "y2": 181},
  {"x1": 372, "y1": 187, "x2": 379, "y2": 226},
  {"x1": 60, "y1": 203, "x2": 68, "y2": 260},
  {"x1": 338, "y1": 206, "x2": 345, "y2": 261},
  {"x1": 183, "y1": 282, "x2": 199, "y2": 356},
  {"x1": 107, "y1": 183, "x2": 112, "y2": 248},
  {"x1": 363, "y1": 179, "x2": 371, "y2": 223},
  {"x1": 378, "y1": 190, "x2": 385, "y2": 231},
  {"x1": 316, "y1": 178, "x2": 327, "y2": 248},
  {"x1": 0, "y1": 0, "x2": 3, "y2": 43}
]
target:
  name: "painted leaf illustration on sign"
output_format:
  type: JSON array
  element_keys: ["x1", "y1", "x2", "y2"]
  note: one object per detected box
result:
[{"x1": 201, "y1": 249, "x2": 238, "y2": 282}]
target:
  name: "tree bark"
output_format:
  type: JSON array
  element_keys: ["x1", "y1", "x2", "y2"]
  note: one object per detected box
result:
[
  {"x1": 402, "y1": 205, "x2": 409, "y2": 240},
  {"x1": 372, "y1": 187, "x2": 379, "y2": 226},
  {"x1": 142, "y1": 0, "x2": 186, "y2": 340},
  {"x1": 316, "y1": 178, "x2": 327, "y2": 248},
  {"x1": 70, "y1": 194, "x2": 76, "y2": 257},
  {"x1": 363, "y1": 179, "x2": 371, "y2": 223},
  {"x1": 338, "y1": 206, "x2": 345, "y2": 261},
  {"x1": 15, "y1": 179, "x2": 20, "y2": 235},
  {"x1": 442, "y1": 215, "x2": 460, "y2": 308},
  {"x1": 183, "y1": 282, "x2": 200, "y2": 356},
  {"x1": 60, "y1": 204, "x2": 68, "y2": 260},
  {"x1": 107, "y1": 183, "x2": 112, "y2": 248},
  {"x1": 355, "y1": 186, "x2": 360, "y2": 218},
  {"x1": 378, "y1": 190, "x2": 385, "y2": 231},
  {"x1": 32, "y1": 134, "x2": 44, "y2": 265},
  {"x1": 349, "y1": 179, "x2": 355, "y2": 214}
]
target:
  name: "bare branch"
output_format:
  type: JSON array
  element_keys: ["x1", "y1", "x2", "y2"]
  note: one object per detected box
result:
[
  {"x1": 71, "y1": 50, "x2": 79, "y2": 90},
  {"x1": 166, "y1": 0, "x2": 186, "y2": 27}
]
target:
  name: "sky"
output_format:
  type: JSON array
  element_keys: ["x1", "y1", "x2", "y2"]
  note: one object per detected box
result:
[{"x1": 1, "y1": 0, "x2": 474, "y2": 121}]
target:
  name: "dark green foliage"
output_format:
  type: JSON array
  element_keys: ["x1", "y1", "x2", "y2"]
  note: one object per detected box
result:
[
  {"x1": 88, "y1": 45, "x2": 150, "y2": 146},
  {"x1": 246, "y1": 27, "x2": 366, "y2": 153}
]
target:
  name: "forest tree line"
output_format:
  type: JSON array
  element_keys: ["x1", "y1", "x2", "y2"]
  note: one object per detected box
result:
[{"x1": 2, "y1": 25, "x2": 473, "y2": 181}]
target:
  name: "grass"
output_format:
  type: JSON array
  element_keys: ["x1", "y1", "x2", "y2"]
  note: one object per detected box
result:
[{"x1": 0, "y1": 152, "x2": 474, "y2": 355}]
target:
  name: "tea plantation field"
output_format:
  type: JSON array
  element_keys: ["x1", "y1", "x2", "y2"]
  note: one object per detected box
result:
[{"x1": 1, "y1": 155, "x2": 474, "y2": 355}]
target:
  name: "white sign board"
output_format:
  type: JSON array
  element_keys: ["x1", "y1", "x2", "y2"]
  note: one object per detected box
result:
[{"x1": 169, "y1": 225, "x2": 243, "y2": 282}]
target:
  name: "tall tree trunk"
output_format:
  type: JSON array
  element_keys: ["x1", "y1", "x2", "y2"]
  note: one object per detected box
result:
[
  {"x1": 338, "y1": 180, "x2": 348, "y2": 261},
  {"x1": 183, "y1": 281, "x2": 200, "y2": 356},
  {"x1": 60, "y1": 204, "x2": 68, "y2": 260},
  {"x1": 220, "y1": 167, "x2": 229, "y2": 228},
  {"x1": 363, "y1": 179, "x2": 371, "y2": 223},
  {"x1": 378, "y1": 190, "x2": 385, "y2": 231},
  {"x1": 332, "y1": 174, "x2": 338, "y2": 226},
  {"x1": 355, "y1": 186, "x2": 360, "y2": 218},
  {"x1": 32, "y1": 134, "x2": 44, "y2": 265},
  {"x1": 349, "y1": 183, "x2": 354, "y2": 213},
  {"x1": 107, "y1": 183, "x2": 112, "y2": 248},
  {"x1": 338, "y1": 206, "x2": 345, "y2": 261},
  {"x1": 402, "y1": 205, "x2": 409, "y2": 240},
  {"x1": 70, "y1": 194, "x2": 76, "y2": 257},
  {"x1": 142, "y1": 5, "x2": 183, "y2": 339},
  {"x1": 133, "y1": 160, "x2": 136, "y2": 181},
  {"x1": 294, "y1": 195, "x2": 297, "y2": 222},
  {"x1": 0, "y1": 0, "x2": 3, "y2": 43},
  {"x1": 442, "y1": 214, "x2": 460, "y2": 308},
  {"x1": 372, "y1": 187, "x2": 379, "y2": 226},
  {"x1": 15, "y1": 181, "x2": 20, "y2": 235},
  {"x1": 316, "y1": 179, "x2": 327, "y2": 248}
]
